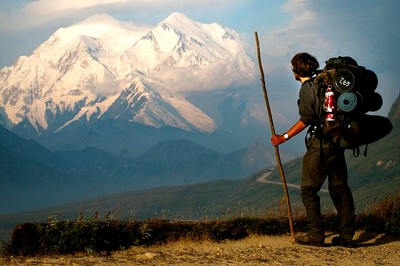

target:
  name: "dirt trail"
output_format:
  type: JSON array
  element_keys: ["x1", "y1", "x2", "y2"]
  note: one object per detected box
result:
[
  {"x1": 2, "y1": 231, "x2": 399, "y2": 265},
  {"x1": 256, "y1": 171, "x2": 329, "y2": 193}
]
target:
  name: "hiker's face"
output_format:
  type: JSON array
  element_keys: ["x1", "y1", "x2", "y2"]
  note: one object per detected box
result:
[
  {"x1": 293, "y1": 71, "x2": 301, "y2": 81},
  {"x1": 291, "y1": 66, "x2": 301, "y2": 81}
]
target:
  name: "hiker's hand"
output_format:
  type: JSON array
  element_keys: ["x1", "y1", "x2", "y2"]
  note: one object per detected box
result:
[{"x1": 271, "y1": 134, "x2": 285, "y2": 146}]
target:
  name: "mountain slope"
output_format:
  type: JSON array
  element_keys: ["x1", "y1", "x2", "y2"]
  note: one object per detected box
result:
[
  {"x1": 32, "y1": 123, "x2": 398, "y2": 221},
  {"x1": 388, "y1": 92, "x2": 400, "y2": 126},
  {"x1": 19, "y1": 96, "x2": 398, "y2": 220},
  {"x1": 0, "y1": 12, "x2": 254, "y2": 135},
  {"x1": 128, "y1": 12, "x2": 255, "y2": 91},
  {"x1": 0, "y1": 125, "x2": 79, "y2": 212},
  {"x1": 0, "y1": 122, "x2": 280, "y2": 213},
  {"x1": 101, "y1": 78, "x2": 216, "y2": 132},
  {"x1": 0, "y1": 124, "x2": 71, "y2": 172}
]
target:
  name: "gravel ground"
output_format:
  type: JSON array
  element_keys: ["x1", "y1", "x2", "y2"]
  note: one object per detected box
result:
[{"x1": 1, "y1": 231, "x2": 399, "y2": 265}]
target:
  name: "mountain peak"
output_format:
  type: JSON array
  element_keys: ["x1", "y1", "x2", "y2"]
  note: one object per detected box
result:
[
  {"x1": 163, "y1": 12, "x2": 194, "y2": 27},
  {"x1": 77, "y1": 13, "x2": 122, "y2": 27},
  {"x1": 0, "y1": 12, "x2": 253, "y2": 133},
  {"x1": 165, "y1": 12, "x2": 190, "y2": 21},
  {"x1": 48, "y1": 14, "x2": 150, "y2": 48}
]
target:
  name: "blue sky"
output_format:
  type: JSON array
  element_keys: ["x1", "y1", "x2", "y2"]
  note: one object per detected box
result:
[
  {"x1": 0, "y1": 0, "x2": 288, "y2": 67},
  {"x1": 0, "y1": 0, "x2": 399, "y2": 126}
]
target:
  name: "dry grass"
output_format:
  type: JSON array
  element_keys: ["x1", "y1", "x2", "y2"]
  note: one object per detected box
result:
[{"x1": 1, "y1": 192, "x2": 399, "y2": 257}]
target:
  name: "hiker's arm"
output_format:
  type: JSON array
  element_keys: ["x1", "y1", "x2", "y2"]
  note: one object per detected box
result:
[{"x1": 271, "y1": 120, "x2": 307, "y2": 146}]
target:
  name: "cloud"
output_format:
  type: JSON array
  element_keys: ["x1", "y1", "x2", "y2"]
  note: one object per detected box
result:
[
  {"x1": 265, "y1": 0, "x2": 399, "y2": 64},
  {"x1": 24, "y1": 0, "x2": 132, "y2": 14},
  {"x1": 9, "y1": 0, "x2": 135, "y2": 29},
  {"x1": 0, "y1": 0, "x2": 238, "y2": 31},
  {"x1": 255, "y1": 0, "x2": 400, "y2": 121},
  {"x1": 263, "y1": 0, "x2": 333, "y2": 64},
  {"x1": 154, "y1": 57, "x2": 256, "y2": 92}
]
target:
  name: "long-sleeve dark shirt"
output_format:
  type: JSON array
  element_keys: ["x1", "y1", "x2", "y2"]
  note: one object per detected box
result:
[{"x1": 298, "y1": 80, "x2": 320, "y2": 127}]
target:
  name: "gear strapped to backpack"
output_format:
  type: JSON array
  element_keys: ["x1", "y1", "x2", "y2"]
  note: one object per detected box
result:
[{"x1": 312, "y1": 56, "x2": 393, "y2": 156}]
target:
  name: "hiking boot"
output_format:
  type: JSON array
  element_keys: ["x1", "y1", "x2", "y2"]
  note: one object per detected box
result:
[
  {"x1": 295, "y1": 233, "x2": 325, "y2": 247},
  {"x1": 331, "y1": 236, "x2": 353, "y2": 248}
]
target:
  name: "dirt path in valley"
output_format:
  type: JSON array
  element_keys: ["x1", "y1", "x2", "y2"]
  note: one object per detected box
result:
[
  {"x1": 2, "y1": 231, "x2": 399, "y2": 265},
  {"x1": 256, "y1": 171, "x2": 329, "y2": 193}
]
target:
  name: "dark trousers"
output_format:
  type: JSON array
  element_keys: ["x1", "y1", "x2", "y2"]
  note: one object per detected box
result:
[{"x1": 301, "y1": 138, "x2": 355, "y2": 240}]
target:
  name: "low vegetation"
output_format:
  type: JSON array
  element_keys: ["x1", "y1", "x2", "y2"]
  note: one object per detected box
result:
[{"x1": 1, "y1": 192, "x2": 399, "y2": 257}]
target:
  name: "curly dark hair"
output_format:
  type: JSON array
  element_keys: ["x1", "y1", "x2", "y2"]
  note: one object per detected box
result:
[{"x1": 291, "y1": 52, "x2": 319, "y2": 77}]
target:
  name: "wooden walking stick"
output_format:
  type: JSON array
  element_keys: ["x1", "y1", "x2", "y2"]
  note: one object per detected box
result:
[{"x1": 254, "y1": 32, "x2": 295, "y2": 243}]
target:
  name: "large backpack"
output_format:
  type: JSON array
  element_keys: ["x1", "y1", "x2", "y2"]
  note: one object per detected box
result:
[{"x1": 313, "y1": 56, "x2": 393, "y2": 156}]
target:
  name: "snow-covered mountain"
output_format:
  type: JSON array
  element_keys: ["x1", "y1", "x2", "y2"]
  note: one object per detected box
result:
[{"x1": 0, "y1": 12, "x2": 255, "y2": 134}]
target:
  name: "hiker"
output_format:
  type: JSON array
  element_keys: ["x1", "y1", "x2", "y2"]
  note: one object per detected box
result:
[{"x1": 271, "y1": 52, "x2": 355, "y2": 247}]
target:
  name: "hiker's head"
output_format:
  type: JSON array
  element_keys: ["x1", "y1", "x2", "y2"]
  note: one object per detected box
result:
[{"x1": 291, "y1": 52, "x2": 319, "y2": 80}]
